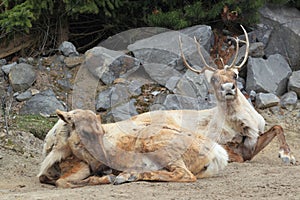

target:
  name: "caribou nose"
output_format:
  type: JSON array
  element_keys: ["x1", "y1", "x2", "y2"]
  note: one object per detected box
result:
[{"x1": 221, "y1": 82, "x2": 235, "y2": 91}]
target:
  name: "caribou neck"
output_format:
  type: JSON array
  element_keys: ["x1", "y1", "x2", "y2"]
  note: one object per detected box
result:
[{"x1": 216, "y1": 93, "x2": 243, "y2": 116}]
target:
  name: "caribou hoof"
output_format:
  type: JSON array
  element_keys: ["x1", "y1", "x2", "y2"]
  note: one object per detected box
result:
[
  {"x1": 113, "y1": 173, "x2": 138, "y2": 185},
  {"x1": 278, "y1": 149, "x2": 296, "y2": 165}
]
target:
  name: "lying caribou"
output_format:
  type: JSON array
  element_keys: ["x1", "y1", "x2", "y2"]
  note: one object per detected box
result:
[
  {"x1": 38, "y1": 109, "x2": 228, "y2": 187},
  {"x1": 38, "y1": 25, "x2": 295, "y2": 188},
  {"x1": 127, "y1": 25, "x2": 295, "y2": 163}
]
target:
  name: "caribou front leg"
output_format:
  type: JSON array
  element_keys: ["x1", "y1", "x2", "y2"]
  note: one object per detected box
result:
[
  {"x1": 252, "y1": 125, "x2": 296, "y2": 164},
  {"x1": 227, "y1": 125, "x2": 296, "y2": 164}
]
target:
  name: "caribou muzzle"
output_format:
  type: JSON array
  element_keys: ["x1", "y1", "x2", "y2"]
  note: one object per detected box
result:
[{"x1": 221, "y1": 82, "x2": 236, "y2": 100}]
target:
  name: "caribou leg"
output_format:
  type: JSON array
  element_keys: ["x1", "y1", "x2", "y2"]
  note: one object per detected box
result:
[
  {"x1": 113, "y1": 160, "x2": 197, "y2": 184},
  {"x1": 226, "y1": 125, "x2": 296, "y2": 164},
  {"x1": 252, "y1": 125, "x2": 295, "y2": 164}
]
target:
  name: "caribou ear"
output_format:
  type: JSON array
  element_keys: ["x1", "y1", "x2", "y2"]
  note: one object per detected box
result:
[
  {"x1": 56, "y1": 109, "x2": 72, "y2": 124},
  {"x1": 204, "y1": 70, "x2": 214, "y2": 83}
]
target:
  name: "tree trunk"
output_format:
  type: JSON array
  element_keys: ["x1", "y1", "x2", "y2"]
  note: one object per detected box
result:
[{"x1": 56, "y1": 1, "x2": 69, "y2": 47}]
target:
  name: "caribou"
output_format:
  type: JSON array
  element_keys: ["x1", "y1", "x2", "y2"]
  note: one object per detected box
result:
[
  {"x1": 128, "y1": 25, "x2": 295, "y2": 163},
  {"x1": 38, "y1": 109, "x2": 228, "y2": 188},
  {"x1": 38, "y1": 25, "x2": 295, "y2": 188}
]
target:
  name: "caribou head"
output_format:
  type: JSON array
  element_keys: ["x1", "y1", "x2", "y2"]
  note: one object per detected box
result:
[{"x1": 179, "y1": 25, "x2": 249, "y2": 102}]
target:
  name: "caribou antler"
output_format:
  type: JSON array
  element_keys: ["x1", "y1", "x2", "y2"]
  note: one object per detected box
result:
[
  {"x1": 226, "y1": 25, "x2": 250, "y2": 70},
  {"x1": 179, "y1": 35, "x2": 215, "y2": 74},
  {"x1": 179, "y1": 25, "x2": 249, "y2": 73}
]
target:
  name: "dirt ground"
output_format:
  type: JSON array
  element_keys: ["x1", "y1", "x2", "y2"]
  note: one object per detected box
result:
[{"x1": 0, "y1": 108, "x2": 300, "y2": 200}]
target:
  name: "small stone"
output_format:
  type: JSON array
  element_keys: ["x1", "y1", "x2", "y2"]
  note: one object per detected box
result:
[
  {"x1": 280, "y1": 91, "x2": 298, "y2": 111},
  {"x1": 255, "y1": 93, "x2": 280, "y2": 109}
]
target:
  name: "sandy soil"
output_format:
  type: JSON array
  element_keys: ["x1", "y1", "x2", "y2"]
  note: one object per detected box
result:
[{"x1": 0, "y1": 108, "x2": 300, "y2": 200}]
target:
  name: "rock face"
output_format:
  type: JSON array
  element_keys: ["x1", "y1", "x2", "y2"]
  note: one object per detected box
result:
[
  {"x1": 20, "y1": 89, "x2": 66, "y2": 115},
  {"x1": 9, "y1": 63, "x2": 36, "y2": 92},
  {"x1": 259, "y1": 6, "x2": 300, "y2": 70},
  {"x1": 246, "y1": 54, "x2": 292, "y2": 96},
  {"x1": 288, "y1": 70, "x2": 300, "y2": 98},
  {"x1": 255, "y1": 93, "x2": 280, "y2": 109}
]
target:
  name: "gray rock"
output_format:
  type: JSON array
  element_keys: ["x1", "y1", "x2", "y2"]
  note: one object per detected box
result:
[
  {"x1": 280, "y1": 91, "x2": 298, "y2": 111},
  {"x1": 255, "y1": 93, "x2": 280, "y2": 109},
  {"x1": 162, "y1": 94, "x2": 214, "y2": 110},
  {"x1": 237, "y1": 77, "x2": 246, "y2": 91},
  {"x1": 85, "y1": 47, "x2": 140, "y2": 85},
  {"x1": 180, "y1": 25, "x2": 214, "y2": 52},
  {"x1": 174, "y1": 68, "x2": 209, "y2": 98},
  {"x1": 1, "y1": 62, "x2": 17, "y2": 75},
  {"x1": 110, "y1": 84, "x2": 131, "y2": 107},
  {"x1": 16, "y1": 90, "x2": 32, "y2": 102},
  {"x1": 128, "y1": 30, "x2": 214, "y2": 71},
  {"x1": 165, "y1": 76, "x2": 181, "y2": 91},
  {"x1": 246, "y1": 54, "x2": 292, "y2": 96},
  {"x1": 288, "y1": 70, "x2": 300, "y2": 98},
  {"x1": 0, "y1": 59, "x2": 7, "y2": 66},
  {"x1": 249, "y1": 42, "x2": 265, "y2": 58},
  {"x1": 20, "y1": 89, "x2": 66, "y2": 115},
  {"x1": 99, "y1": 27, "x2": 169, "y2": 51},
  {"x1": 58, "y1": 41, "x2": 79, "y2": 57},
  {"x1": 143, "y1": 63, "x2": 182, "y2": 87},
  {"x1": 110, "y1": 99, "x2": 138, "y2": 122},
  {"x1": 259, "y1": 6, "x2": 300, "y2": 70},
  {"x1": 254, "y1": 24, "x2": 273, "y2": 46},
  {"x1": 57, "y1": 79, "x2": 73, "y2": 91},
  {"x1": 96, "y1": 88, "x2": 113, "y2": 111},
  {"x1": 9, "y1": 63, "x2": 37, "y2": 92},
  {"x1": 228, "y1": 42, "x2": 264, "y2": 68}
]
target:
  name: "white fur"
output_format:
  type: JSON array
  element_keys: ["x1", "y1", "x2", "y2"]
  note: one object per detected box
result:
[
  {"x1": 204, "y1": 142, "x2": 228, "y2": 177},
  {"x1": 38, "y1": 119, "x2": 71, "y2": 177}
]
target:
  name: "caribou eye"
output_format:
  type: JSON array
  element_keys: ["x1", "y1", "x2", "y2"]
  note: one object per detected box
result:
[
  {"x1": 203, "y1": 164, "x2": 209, "y2": 171},
  {"x1": 233, "y1": 73, "x2": 237, "y2": 80}
]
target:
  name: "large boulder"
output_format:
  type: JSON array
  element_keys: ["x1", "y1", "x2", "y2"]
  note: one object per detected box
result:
[
  {"x1": 246, "y1": 54, "x2": 292, "y2": 96},
  {"x1": 20, "y1": 89, "x2": 66, "y2": 115},
  {"x1": 128, "y1": 30, "x2": 214, "y2": 72},
  {"x1": 157, "y1": 94, "x2": 215, "y2": 111},
  {"x1": 9, "y1": 63, "x2": 36, "y2": 92},
  {"x1": 288, "y1": 70, "x2": 300, "y2": 98},
  {"x1": 85, "y1": 47, "x2": 140, "y2": 85},
  {"x1": 98, "y1": 27, "x2": 169, "y2": 51},
  {"x1": 174, "y1": 68, "x2": 209, "y2": 99},
  {"x1": 259, "y1": 6, "x2": 300, "y2": 70},
  {"x1": 180, "y1": 25, "x2": 214, "y2": 52}
]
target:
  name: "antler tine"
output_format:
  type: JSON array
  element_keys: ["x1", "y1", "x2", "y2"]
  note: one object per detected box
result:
[
  {"x1": 226, "y1": 37, "x2": 240, "y2": 70},
  {"x1": 178, "y1": 35, "x2": 203, "y2": 74},
  {"x1": 235, "y1": 25, "x2": 250, "y2": 69},
  {"x1": 193, "y1": 36, "x2": 215, "y2": 72}
]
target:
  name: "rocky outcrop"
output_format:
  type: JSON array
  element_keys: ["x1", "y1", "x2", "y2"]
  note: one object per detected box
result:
[
  {"x1": 0, "y1": 20, "x2": 298, "y2": 123},
  {"x1": 259, "y1": 6, "x2": 300, "y2": 70}
]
